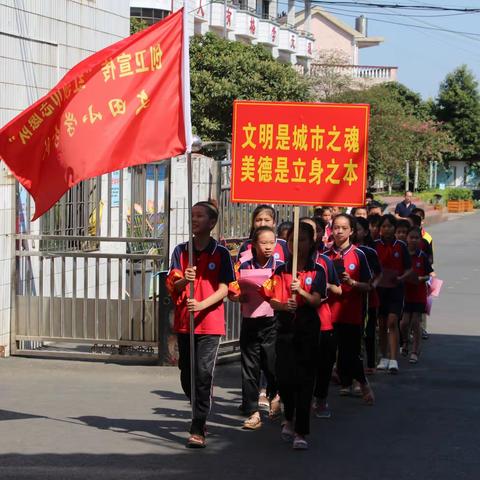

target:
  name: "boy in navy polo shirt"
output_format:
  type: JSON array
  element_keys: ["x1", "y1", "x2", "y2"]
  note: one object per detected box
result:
[{"x1": 167, "y1": 201, "x2": 235, "y2": 448}]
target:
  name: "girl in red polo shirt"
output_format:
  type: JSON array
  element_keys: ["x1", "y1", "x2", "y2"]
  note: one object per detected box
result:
[
  {"x1": 324, "y1": 214, "x2": 375, "y2": 404},
  {"x1": 400, "y1": 227, "x2": 433, "y2": 364},
  {"x1": 237, "y1": 205, "x2": 289, "y2": 263},
  {"x1": 167, "y1": 201, "x2": 235, "y2": 449},
  {"x1": 374, "y1": 214, "x2": 412, "y2": 374},
  {"x1": 229, "y1": 226, "x2": 282, "y2": 430},
  {"x1": 262, "y1": 222, "x2": 327, "y2": 450}
]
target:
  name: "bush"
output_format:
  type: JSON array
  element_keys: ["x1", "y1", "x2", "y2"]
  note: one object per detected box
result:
[{"x1": 445, "y1": 187, "x2": 473, "y2": 201}]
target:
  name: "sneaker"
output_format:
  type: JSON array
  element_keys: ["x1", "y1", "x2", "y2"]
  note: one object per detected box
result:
[
  {"x1": 352, "y1": 381, "x2": 362, "y2": 397},
  {"x1": 281, "y1": 422, "x2": 294, "y2": 442},
  {"x1": 422, "y1": 329, "x2": 429, "y2": 340},
  {"x1": 400, "y1": 345, "x2": 408, "y2": 357},
  {"x1": 409, "y1": 353, "x2": 419, "y2": 364},
  {"x1": 377, "y1": 357, "x2": 389, "y2": 370},
  {"x1": 313, "y1": 399, "x2": 332, "y2": 419},
  {"x1": 388, "y1": 359, "x2": 399, "y2": 374},
  {"x1": 293, "y1": 434, "x2": 308, "y2": 450}
]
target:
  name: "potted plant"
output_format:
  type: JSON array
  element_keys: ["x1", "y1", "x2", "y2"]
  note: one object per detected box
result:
[{"x1": 446, "y1": 188, "x2": 473, "y2": 213}]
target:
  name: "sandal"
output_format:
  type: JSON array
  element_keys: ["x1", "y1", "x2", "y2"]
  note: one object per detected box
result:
[
  {"x1": 243, "y1": 412, "x2": 262, "y2": 430},
  {"x1": 268, "y1": 395, "x2": 282, "y2": 420},
  {"x1": 186, "y1": 433, "x2": 206, "y2": 448},
  {"x1": 409, "y1": 353, "x2": 418, "y2": 364},
  {"x1": 281, "y1": 421, "x2": 294, "y2": 442},
  {"x1": 361, "y1": 382, "x2": 375, "y2": 406}
]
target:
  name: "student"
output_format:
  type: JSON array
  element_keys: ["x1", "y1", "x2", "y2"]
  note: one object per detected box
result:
[
  {"x1": 323, "y1": 214, "x2": 375, "y2": 404},
  {"x1": 166, "y1": 201, "x2": 235, "y2": 448},
  {"x1": 368, "y1": 213, "x2": 381, "y2": 240},
  {"x1": 316, "y1": 207, "x2": 333, "y2": 242},
  {"x1": 367, "y1": 201, "x2": 384, "y2": 217},
  {"x1": 355, "y1": 217, "x2": 382, "y2": 374},
  {"x1": 277, "y1": 221, "x2": 293, "y2": 241},
  {"x1": 408, "y1": 213, "x2": 434, "y2": 265},
  {"x1": 237, "y1": 205, "x2": 289, "y2": 263},
  {"x1": 374, "y1": 214, "x2": 412, "y2": 373},
  {"x1": 400, "y1": 227, "x2": 433, "y2": 364},
  {"x1": 412, "y1": 208, "x2": 433, "y2": 246},
  {"x1": 229, "y1": 226, "x2": 281, "y2": 430},
  {"x1": 352, "y1": 206, "x2": 368, "y2": 219},
  {"x1": 261, "y1": 223, "x2": 327, "y2": 450},
  {"x1": 300, "y1": 217, "x2": 341, "y2": 418},
  {"x1": 395, "y1": 219, "x2": 411, "y2": 243}
]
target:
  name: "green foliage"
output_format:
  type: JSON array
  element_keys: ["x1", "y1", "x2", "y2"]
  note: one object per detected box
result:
[
  {"x1": 190, "y1": 33, "x2": 311, "y2": 141},
  {"x1": 445, "y1": 187, "x2": 472, "y2": 201},
  {"x1": 130, "y1": 17, "x2": 148, "y2": 35},
  {"x1": 435, "y1": 65, "x2": 480, "y2": 161},
  {"x1": 331, "y1": 83, "x2": 457, "y2": 191}
]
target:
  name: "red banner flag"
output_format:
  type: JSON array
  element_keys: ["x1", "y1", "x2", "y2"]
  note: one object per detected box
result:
[{"x1": 0, "y1": 8, "x2": 190, "y2": 220}]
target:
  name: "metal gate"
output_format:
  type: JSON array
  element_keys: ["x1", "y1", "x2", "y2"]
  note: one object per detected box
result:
[{"x1": 13, "y1": 163, "x2": 171, "y2": 361}]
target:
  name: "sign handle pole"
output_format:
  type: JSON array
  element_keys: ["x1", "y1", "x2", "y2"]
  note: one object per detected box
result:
[
  {"x1": 291, "y1": 206, "x2": 300, "y2": 297},
  {"x1": 187, "y1": 151, "x2": 196, "y2": 420}
]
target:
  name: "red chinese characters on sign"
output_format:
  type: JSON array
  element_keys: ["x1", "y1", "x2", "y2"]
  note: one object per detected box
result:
[
  {"x1": 271, "y1": 27, "x2": 277, "y2": 43},
  {"x1": 249, "y1": 17, "x2": 256, "y2": 35},
  {"x1": 231, "y1": 101, "x2": 370, "y2": 207}
]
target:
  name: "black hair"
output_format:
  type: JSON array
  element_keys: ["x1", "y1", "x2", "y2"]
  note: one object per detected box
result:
[
  {"x1": 408, "y1": 214, "x2": 422, "y2": 227},
  {"x1": 251, "y1": 226, "x2": 275, "y2": 243},
  {"x1": 286, "y1": 222, "x2": 316, "y2": 258},
  {"x1": 396, "y1": 219, "x2": 411, "y2": 231},
  {"x1": 313, "y1": 207, "x2": 324, "y2": 217},
  {"x1": 352, "y1": 206, "x2": 368, "y2": 216},
  {"x1": 367, "y1": 200, "x2": 383, "y2": 212},
  {"x1": 368, "y1": 213, "x2": 381, "y2": 226},
  {"x1": 193, "y1": 201, "x2": 219, "y2": 222},
  {"x1": 412, "y1": 207, "x2": 425, "y2": 220},
  {"x1": 379, "y1": 213, "x2": 398, "y2": 229},
  {"x1": 407, "y1": 226, "x2": 422, "y2": 237},
  {"x1": 312, "y1": 216, "x2": 326, "y2": 233},
  {"x1": 366, "y1": 191, "x2": 374, "y2": 200},
  {"x1": 249, "y1": 204, "x2": 276, "y2": 239},
  {"x1": 355, "y1": 216, "x2": 374, "y2": 247},
  {"x1": 277, "y1": 221, "x2": 293, "y2": 237},
  {"x1": 333, "y1": 213, "x2": 357, "y2": 231}
]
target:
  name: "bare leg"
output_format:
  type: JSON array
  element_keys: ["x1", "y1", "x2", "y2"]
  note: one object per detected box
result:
[
  {"x1": 411, "y1": 312, "x2": 422, "y2": 354},
  {"x1": 387, "y1": 313, "x2": 399, "y2": 360},
  {"x1": 400, "y1": 312, "x2": 412, "y2": 350},
  {"x1": 378, "y1": 315, "x2": 388, "y2": 358}
]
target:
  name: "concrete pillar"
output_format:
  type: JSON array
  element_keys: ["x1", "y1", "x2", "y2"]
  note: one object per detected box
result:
[
  {"x1": 0, "y1": 164, "x2": 15, "y2": 357},
  {"x1": 269, "y1": 0, "x2": 277, "y2": 20},
  {"x1": 287, "y1": 0, "x2": 295, "y2": 25},
  {"x1": 304, "y1": 0, "x2": 311, "y2": 32}
]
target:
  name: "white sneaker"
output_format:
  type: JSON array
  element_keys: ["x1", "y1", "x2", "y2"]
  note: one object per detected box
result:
[
  {"x1": 388, "y1": 359, "x2": 399, "y2": 374},
  {"x1": 377, "y1": 358, "x2": 389, "y2": 370}
]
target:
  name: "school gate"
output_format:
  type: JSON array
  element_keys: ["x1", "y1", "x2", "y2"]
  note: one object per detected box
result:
[{"x1": 11, "y1": 154, "x2": 299, "y2": 362}]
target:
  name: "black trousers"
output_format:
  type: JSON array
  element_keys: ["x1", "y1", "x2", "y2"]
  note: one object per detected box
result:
[
  {"x1": 314, "y1": 329, "x2": 337, "y2": 400},
  {"x1": 364, "y1": 307, "x2": 378, "y2": 369},
  {"x1": 276, "y1": 308, "x2": 319, "y2": 435},
  {"x1": 240, "y1": 316, "x2": 277, "y2": 414},
  {"x1": 334, "y1": 323, "x2": 367, "y2": 387},
  {"x1": 177, "y1": 333, "x2": 221, "y2": 435}
]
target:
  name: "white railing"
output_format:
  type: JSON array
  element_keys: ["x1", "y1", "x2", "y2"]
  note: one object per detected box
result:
[{"x1": 310, "y1": 63, "x2": 398, "y2": 82}]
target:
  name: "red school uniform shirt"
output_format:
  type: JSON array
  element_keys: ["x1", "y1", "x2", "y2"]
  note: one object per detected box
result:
[
  {"x1": 166, "y1": 238, "x2": 235, "y2": 335},
  {"x1": 374, "y1": 238, "x2": 411, "y2": 278},
  {"x1": 405, "y1": 250, "x2": 433, "y2": 304},
  {"x1": 260, "y1": 259, "x2": 327, "y2": 308},
  {"x1": 323, "y1": 244, "x2": 372, "y2": 326},
  {"x1": 315, "y1": 252, "x2": 341, "y2": 331},
  {"x1": 237, "y1": 238, "x2": 289, "y2": 263}
]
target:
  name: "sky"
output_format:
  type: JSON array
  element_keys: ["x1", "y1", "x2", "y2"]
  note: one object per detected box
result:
[{"x1": 298, "y1": 1, "x2": 480, "y2": 100}]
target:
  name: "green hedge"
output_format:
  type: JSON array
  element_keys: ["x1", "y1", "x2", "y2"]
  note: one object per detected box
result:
[{"x1": 445, "y1": 188, "x2": 473, "y2": 201}]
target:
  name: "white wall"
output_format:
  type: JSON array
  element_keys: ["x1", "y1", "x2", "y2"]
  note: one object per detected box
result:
[{"x1": 0, "y1": 0, "x2": 130, "y2": 356}]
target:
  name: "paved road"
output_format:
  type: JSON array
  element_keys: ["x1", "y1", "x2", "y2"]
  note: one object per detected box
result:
[{"x1": 1, "y1": 214, "x2": 479, "y2": 479}]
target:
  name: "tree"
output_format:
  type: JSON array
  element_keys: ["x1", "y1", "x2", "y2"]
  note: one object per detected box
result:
[
  {"x1": 130, "y1": 17, "x2": 148, "y2": 35},
  {"x1": 309, "y1": 49, "x2": 354, "y2": 100},
  {"x1": 435, "y1": 65, "x2": 480, "y2": 161},
  {"x1": 190, "y1": 33, "x2": 311, "y2": 141}
]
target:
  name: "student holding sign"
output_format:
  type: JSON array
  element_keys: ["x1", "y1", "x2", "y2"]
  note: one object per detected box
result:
[
  {"x1": 229, "y1": 226, "x2": 282, "y2": 430},
  {"x1": 261, "y1": 223, "x2": 327, "y2": 450}
]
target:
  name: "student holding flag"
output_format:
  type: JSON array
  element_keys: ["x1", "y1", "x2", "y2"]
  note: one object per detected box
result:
[{"x1": 167, "y1": 201, "x2": 235, "y2": 448}]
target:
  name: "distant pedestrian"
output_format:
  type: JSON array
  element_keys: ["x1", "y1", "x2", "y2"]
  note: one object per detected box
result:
[{"x1": 395, "y1": 191, "x2": 417, "y2": 218}]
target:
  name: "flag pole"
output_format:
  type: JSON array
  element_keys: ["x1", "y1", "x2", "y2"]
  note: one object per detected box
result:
[
  {"x1": 291, "y1": 206, "x2": 300, "y2": 300},
  {"x1": 182, "y1": 4, "x2": 196, "y2": 420}
]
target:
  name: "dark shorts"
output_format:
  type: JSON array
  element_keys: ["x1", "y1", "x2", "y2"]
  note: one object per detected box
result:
[
  {"x1": 403, "y1": 302, "x2": 426, "y2": 314},
  {"x1": 378, "y1": 286, "x2": 404, "y2": 317}
]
